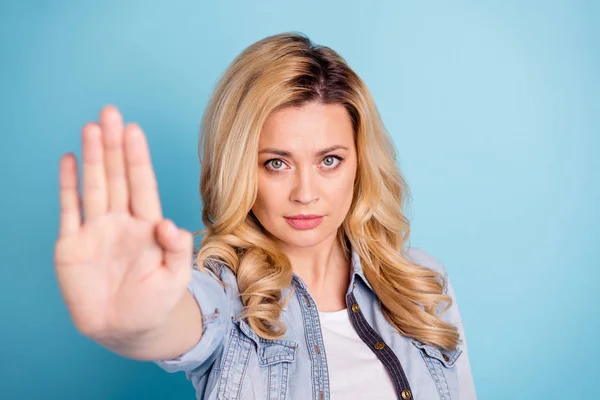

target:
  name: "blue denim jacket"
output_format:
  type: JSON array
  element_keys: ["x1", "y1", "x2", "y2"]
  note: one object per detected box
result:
[{"x1": 154, "y1": 247, "x2": 476, "y2": 399}]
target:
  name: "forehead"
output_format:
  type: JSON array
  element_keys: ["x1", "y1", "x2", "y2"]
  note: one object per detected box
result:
[{"x1": 259, "y1": 102, "x2": 354, "y2": 150}]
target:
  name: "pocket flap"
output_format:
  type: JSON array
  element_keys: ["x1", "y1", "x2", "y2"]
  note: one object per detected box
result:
[
  {"x1": 411, "y1": 339, "x2": 462, "y2": 368},
  {"x1": 236, "y1": 319, "x2": 298, "y2": 366}
]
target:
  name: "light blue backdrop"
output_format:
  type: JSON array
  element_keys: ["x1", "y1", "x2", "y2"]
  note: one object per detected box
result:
[{"x1": 1, "y1": 1, "x2": 598, "y2": 399}]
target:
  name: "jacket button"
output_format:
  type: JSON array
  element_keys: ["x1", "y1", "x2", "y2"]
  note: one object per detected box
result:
[
  {"x1": 304, "y1": 294, "x2": 311, "y2": 307},
  {"x1": 351, "y1": 303, "x2": 360, "y2": 312},
  {"x1": 442, "y1": 354, "x2": 449, "y2": 362},
  {"x1": 401, "y1": 389, "x2": 412, "y2": 399},
  {"x1": 374, "y1": 341, "x2": 385, "y2": 350}
]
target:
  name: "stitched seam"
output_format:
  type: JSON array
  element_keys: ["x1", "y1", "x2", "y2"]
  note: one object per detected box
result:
[
  {"x1": 218, "y1": 329, "x2": 238, "y2": 398},
  {"x1": 421, "y1": 352, "x2": 452, "y2": 400},
  {"x1": 435, "y1": 360, "x2": 451, "y2": 399},
  {"x1": 281, "y1": 362, "x2": 289, "y2": 400},
  {"x1": 234, "y1": 335, "x2": 252, "y2": 399},
  {"x1": 426, "y1": 356, "x2": 445, "y2": 399},
  {"x1": 296, "y1": 287, "x2": 320, "y2": 399},
  {"x1": 267, "y1": 364, "x2": 273, "y2": 400}
]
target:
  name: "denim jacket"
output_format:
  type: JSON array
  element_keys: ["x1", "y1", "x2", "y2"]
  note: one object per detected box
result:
[{"x1": 154, "y1": 247, "x2": 476, "y2": 399}]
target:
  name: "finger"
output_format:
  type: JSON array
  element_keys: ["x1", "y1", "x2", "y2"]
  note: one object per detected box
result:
[
  {"x1": 157, "y1": 220, "x2": 193, "y2": 273},
  {"x1": 58, "y1": 153, "x2": 82, "y2": 237},
  {"x1": 99, "y1": 105, "x2": 128, "y2": 212},
  {"x1": 124, "y1": 123, "x2": 163, "y2": 221},
  {"x1": 82, "y1": 122, "x2": 108, "y2": 220}
]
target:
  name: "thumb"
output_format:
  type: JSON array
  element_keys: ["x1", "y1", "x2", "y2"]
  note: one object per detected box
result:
[{"x1": 157, "y1": 219, "x2": 193, "y2": 273}]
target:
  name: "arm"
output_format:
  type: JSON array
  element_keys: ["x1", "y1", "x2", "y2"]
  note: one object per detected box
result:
[
  {"x1": 55, "y1": 105, "x2": 229, "y2": 378},
  {"x1": 88, "y1": 262, "x2": 230, "y2": 375},
  {"x1": 90, "y1": 289, "x2": 204, "y2": 361},
  {"x1": 152, "y1": 264, "x2": 231, "y2": 374},
  {"x1": 446, "y1": 276, "x2": 477, "y2": 399},
  {"x1": 406, "y1": 247, "x2": 477, "y2": 399}
]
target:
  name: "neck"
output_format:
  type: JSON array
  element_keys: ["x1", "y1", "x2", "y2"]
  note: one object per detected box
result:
[{"x1": 278, "y1": 233, "x2": 351, "y2": 312}]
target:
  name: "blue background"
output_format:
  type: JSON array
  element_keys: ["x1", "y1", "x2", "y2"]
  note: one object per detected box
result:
[{"x1": 1, "y1": 1, "x2": 598, "y2": 399}]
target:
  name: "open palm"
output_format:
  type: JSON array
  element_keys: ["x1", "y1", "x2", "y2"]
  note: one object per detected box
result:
[{"x1": 54, "y1": 105, "x2": 193, "y2": 337}]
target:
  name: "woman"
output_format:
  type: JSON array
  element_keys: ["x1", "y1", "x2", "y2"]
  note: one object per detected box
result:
[{"x1": 54, "y1": 32, "x2": 476, "y2": 399}]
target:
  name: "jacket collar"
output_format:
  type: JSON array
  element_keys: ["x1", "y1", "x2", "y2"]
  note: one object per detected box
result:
[{"x1": 348, "y1": 247, "x2": 374, "y2": 294}]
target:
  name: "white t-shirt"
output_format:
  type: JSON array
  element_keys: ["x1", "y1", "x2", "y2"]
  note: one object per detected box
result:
[{"x1": 318, "y1": 308, "x2": 397, "y2": 399}]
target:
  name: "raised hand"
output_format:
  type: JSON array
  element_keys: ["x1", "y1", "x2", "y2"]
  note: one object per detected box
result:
[{"x1": 54, "y1": 105, "x2": 194, "y2": 339}]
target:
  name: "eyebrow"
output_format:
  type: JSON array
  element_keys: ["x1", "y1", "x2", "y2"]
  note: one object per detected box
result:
[{"x1": 258, "y1": 145, "x2": 349, "y2": 157}]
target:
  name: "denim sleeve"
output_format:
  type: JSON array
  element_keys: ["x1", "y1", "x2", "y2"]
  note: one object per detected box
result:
[
  {"x1": 446, "y1": 276, "x2": 477, "y2": 399},
  {"x1": 153, "y1": 262, "x2": 231, "y2": 378}
]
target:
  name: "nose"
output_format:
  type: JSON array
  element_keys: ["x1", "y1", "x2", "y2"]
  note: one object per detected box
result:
[{"x1": 290, "y1": 165, "x2": 319, "y2": 205}]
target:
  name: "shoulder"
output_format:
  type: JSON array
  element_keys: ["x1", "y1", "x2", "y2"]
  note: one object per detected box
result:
[
  {"x1": 191, "y1": 254, "x2": 241, "y2": 305},
  {"x1": 403, "y1": 246, "x2": 453, "y2": 298},
  {"x1": 403, "y1": 246, "x2": 448, "y2": 279},
  {"x1": 192, "y1": 253, "x2": 234, "y2": 280}
]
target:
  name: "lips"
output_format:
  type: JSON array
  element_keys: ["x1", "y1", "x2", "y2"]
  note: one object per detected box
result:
[
  {"x1": 284, "y1": 215, "x2": 324, "y2": 230},
  {"x1": 285, "y1": 214, "x2": 323, "y2": 220}
]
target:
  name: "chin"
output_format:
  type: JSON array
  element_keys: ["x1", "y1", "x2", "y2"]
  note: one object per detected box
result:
[
  {"x1": 273, "y1": 226, "x2": 337, "y2": 249},
  {"x1": 281, "y1": 237, "x2": 324, "y2": 248}
]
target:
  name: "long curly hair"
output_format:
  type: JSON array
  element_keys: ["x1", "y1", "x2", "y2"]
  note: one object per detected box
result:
[{"x1": 193, "y1": 32, "x2": 460, "y2": 351}]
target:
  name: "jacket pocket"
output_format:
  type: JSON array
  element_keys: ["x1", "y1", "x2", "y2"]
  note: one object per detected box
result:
[
  {"x1": 217, "y1": 319, "x2": 298, "y2": 400},
  {"x1": 411, "y1": 340, "x2": 462, "y2": 400},
  {"x1": 411, "y1": 340, "x2": 462, "y2": 368}
]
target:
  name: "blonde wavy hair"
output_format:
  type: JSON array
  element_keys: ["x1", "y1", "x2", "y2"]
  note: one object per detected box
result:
[{"x1": 194, "y1": 32, "x2": 460, "y2": 351}]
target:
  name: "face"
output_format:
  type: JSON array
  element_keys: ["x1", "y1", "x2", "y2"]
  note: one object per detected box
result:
[{"x1": 252, "y1": 101, "x2": 357, "y2": 250}]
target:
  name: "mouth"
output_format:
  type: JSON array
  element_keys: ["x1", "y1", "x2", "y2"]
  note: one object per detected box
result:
[{"x1": 284, "y1": 215, "x2": 324, "y2": 230}]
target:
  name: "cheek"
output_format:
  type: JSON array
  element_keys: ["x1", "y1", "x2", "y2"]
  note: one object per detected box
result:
[
  {"x1": 253, "y1": 178, "x2": 283, "y2": 218},
  {"x1": 327, "y1": 168, "x2": 356, "y2": 198},
  {"x1": 338, "y1": 167, "x2": 357, "y2": 211}
]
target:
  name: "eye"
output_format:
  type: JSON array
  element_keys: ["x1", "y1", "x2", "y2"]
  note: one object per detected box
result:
[
  {"x1": 265, "y1": 158, "x2": 287, "y2": 171},
  {"x1": 321, "y1": 155, "x2": 342, "y2": 169}
]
